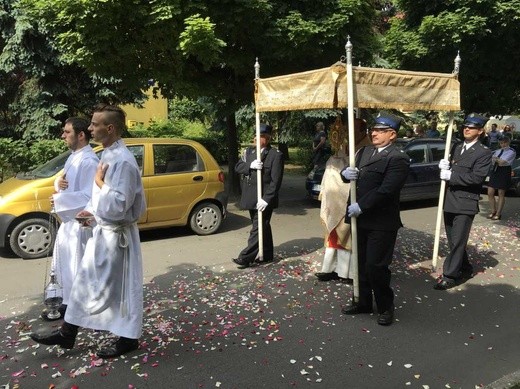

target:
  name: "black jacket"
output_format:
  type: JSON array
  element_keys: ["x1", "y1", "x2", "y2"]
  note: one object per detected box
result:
[
  {"x1": 235, "y1": 145, "x2": 284, "y2": 210},
  {"x1": 444, "y1": 141, "x2": 492, "y2": 215},
  {"x1": 341, "y1": 144, "x2": 410, "y2": 231}
]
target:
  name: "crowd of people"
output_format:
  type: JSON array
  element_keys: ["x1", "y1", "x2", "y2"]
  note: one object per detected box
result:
[
  {"x1": 311, "y1": 112, "x2": 508, "y2": 321},
  {"x1": 29, "y1": 108, "x2": 510, "y2": 358},
  {"x1": 398, "y1": 119, "x2": 516, "y2": 145}
]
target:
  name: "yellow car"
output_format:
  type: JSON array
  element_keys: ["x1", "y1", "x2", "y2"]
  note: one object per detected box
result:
[{"x1": 0, "y1": 138, "x2": 228, "y2": 259}]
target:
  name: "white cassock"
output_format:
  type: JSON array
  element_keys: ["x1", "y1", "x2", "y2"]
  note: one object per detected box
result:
[
  {"x1": 318, "y1": 137, "x2": 372, "y2": 277},
  {"x1": 65, "y1": 139, "x2": 146, "y2": 339},
  {"x1": 53, "y1": 145, "x2": 99, "y2": 305},
  {"x1": 319, "y1": 150, "x2": 352, "y2": 278}
]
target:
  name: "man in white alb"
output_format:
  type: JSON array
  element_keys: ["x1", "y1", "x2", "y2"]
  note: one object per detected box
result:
[
  {"x1": 41, "y1": 117, "x2": 98, "y2": 321},
  {"x1": 31, "y1": 104, "x2": 146, "y2": 358}
]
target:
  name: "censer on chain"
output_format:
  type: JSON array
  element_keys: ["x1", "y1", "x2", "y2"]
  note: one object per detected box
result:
[
  {"x1": 43, "y1": 194, "x2": 63, "y2": 319},
  {"x1": 44, "y1": 269, "x2": 63, "y2": 319}
]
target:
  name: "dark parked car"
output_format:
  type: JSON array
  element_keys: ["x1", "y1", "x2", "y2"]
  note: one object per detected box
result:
[
  {"x1": 510, "y1": 158, "x2": 520, "y2": 195},
  {"x1": 306, "y1": 138, "x2": 460, "y2": 202},
  {"x1": 509, "y1": 139, "x2": 520, "y2": 155}
]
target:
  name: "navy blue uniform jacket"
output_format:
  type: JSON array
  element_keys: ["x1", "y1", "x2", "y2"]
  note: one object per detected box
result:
[
  {"x1": 341, "y1": 144, "x2": 410, "y2": 231},
  {"x1": 444, "y1": 141, "x2": 491, "y2": 215},
  {"x1": 235, "y1": 146, "x2": 284, "y2": 210}
]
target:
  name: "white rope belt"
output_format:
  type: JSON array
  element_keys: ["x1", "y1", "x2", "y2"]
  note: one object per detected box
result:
[{"x1": 99, "y1": 222, "x2": 134, "y2": 318}]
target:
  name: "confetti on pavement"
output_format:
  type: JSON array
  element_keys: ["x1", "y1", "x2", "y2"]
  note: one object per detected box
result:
[{"x1": 0, "y1": 208, "x2": 518, "y2": 387}]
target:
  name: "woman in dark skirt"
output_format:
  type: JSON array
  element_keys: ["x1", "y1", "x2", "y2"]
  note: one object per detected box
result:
[{"x1": 487, "y1": 137, "x2": 517, "y2": 220}]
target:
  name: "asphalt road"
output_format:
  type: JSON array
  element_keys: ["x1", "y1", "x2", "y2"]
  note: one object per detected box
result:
[{"x1": 0, "y1": 172, "x2": 519, "y2": 388}]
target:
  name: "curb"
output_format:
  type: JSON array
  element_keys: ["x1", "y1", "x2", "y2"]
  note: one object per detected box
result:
[{"x1": 484, "y1": 370, "x2": 520, "y2": 389}]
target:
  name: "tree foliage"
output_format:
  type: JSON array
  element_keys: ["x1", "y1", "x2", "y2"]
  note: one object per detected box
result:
[
  {"x1": 0, "y1": 0, "x2": 145, "y2": 141},
  {"x1": 21, "y1": 0, "x2": 380, "y2": 192},
  {"x1": 384, "y1": 0, "x2": 520, "y2": 115},
  {"x1": 0, "y1": 137, "x2": 65, "y2": 181}
]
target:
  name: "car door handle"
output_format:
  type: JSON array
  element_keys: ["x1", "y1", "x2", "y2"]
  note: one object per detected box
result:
[{"x1": 193, "y1": 175, "x2": 204, "y2": 181}]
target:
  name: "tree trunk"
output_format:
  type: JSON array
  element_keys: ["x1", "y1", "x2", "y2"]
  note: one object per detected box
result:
[
  {"x1": 278, "y1": 142, "x2": 289, "y2": 161},
  {"x1": 226, "y1": 113, "x2": 240, "y2": 198}
]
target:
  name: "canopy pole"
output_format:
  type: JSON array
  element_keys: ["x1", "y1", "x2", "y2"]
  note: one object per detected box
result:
[
  {"x1": 254, "y1": 58, "x2": 264, "y2": 261},
  {"x1": 432, "y1": 112, "x2": 455, "y2": 270},
  {"x1": 432, "y1": 52, "x2": 461, "y2": 271},
  {"x1": 346, "y1": 36, "x2": 359, "y2": 303}
]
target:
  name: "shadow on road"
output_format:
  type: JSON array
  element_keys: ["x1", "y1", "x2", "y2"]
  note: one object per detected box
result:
[
  {"x1": 3, "y1": 214, "x2": 518, "y2": 388},
  {"x1": 275, "y1": 237, "x2": 324, "y2": 259},
  {"x1": 0, "y1": 248, "x2": 17, "y2": 259}
]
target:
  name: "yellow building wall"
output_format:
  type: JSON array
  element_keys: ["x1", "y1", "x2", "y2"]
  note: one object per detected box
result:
[{"x1": 122, "y1": 88, "x2": 168, "y2": 128}]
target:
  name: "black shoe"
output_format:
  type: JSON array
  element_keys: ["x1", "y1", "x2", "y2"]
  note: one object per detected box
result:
[
  {"x1": 315, "y1": 272, "x2": 340, "y2": 281},
  {"x1": 256, "y1": 257, "x2": 274, "y2": 264},
  {"x1": 341, "y1": 304, "x2": 373, "y2": 315},
  {"x1": 377, "y1": 307, "x2": 394, "y2": 326},
  {"x1": 30, "y1": 329, "x2": 75, "y2": 349},
  {"x1": 232, "y1": 258, "x2": 252, "y2": 269},
  {"x1": 433, "y1": 278, "x2": 456, "y2": 290},
  {"x1": 460, "y1": 269, "x2": 474, "y2": 280},
  {"x1": 96, "y1": 337, "x2": 139, "y2": 359},
  {"x1": 340, "y1": 277, "x2": 354, "y2": 285},
  {"x1": 40, "y1": 304, "x2": 67, "y2": 321}
]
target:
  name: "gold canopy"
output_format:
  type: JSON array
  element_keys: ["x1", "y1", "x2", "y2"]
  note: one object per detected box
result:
[{"x1": 255, "y1": 63, "x2": 460, "y2": 112}]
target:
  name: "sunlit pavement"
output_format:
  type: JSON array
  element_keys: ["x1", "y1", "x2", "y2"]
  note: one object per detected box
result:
[{"x1": 1, "y1": 173, "x2": 519, "y2": 388}]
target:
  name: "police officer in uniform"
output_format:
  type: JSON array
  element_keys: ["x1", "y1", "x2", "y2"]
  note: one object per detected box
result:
[
  {"x1": 434, "y1": 113, "x2": 492, "y2": 290},
  {"x1": 233, "y1": 123, "x2": 284, "y2": 268},
  {"x1": 340, "y1": 112, "x2": 410, "y2": 326}
]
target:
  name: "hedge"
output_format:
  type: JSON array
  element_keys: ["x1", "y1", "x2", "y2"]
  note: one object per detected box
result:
[{"x1": 0, "y1": 138, "x2": 66, "y2": 182}]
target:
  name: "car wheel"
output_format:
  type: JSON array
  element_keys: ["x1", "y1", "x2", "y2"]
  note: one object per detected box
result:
[
  {"x1": 9, "y1": 218, "x2": 56, "y2": 259},
  {"x1": 189, "y1": 202, "x2": 222, "y2": 236}
]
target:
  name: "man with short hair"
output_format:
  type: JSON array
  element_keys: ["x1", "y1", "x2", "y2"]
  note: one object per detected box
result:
[
  {"x1": 435, "y1": 113, "x2": 492, "y2": 290},
  {"x1": 31, "y1": 104, "x2": 146, "y2": 358},
  {"x1": 41, "y1": 117, "x2": 99, "y2": 321},
  {"x1": 426, "y1": 120, "x2": 441, "y2": 138},
  {"x1": 232, "y1": 123, "x2": 284, "y2": 268},
  {"x1": 340, "y1": 112, "x2": 410, "y2": 326},
  {"x1": 487, "y1": 123, "x2": 502, "y2": 150}
]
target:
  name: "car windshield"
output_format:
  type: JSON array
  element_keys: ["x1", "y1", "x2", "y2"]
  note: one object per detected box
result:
[
  {"x1": 394, "y1": 138, "x2": 410, "y2": 150},
  {"x1": 25, "y1": 151, "x2": 71, "y2": 179}
]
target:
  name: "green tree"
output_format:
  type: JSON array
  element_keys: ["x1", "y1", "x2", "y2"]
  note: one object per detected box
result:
[
  {"x1": 23, "y1": 0, "x2": 380, "y2": 194},
  {"x1": 0, "y1": 0, "x2": 145, "y2": 141},
  {"x1": 383, "y1": 0, "x2": 520, "y2": 115}
]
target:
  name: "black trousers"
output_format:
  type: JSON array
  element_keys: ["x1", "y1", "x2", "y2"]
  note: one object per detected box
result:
[
  {"x1": 443, "y1": 212, "x2": 474, "y2": 279},
  {"x1": 357, "y1": 227, "x2": 398, "y2": 313},
  {"x1": 238, "y1": 208, "x2": 274, "y2": 263}
]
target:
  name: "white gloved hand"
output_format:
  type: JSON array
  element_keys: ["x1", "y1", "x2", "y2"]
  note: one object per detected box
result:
[
  {"x1": 440, "y1": 169, "x2": 452, "y2": 181},
  {"x1": 250, "y1": 159, "x2": 263, "y2": 170},
  {"x1": 347, "y1": 203, "x2": 362, "y2": 217},
  {"x1": 256, "y1": 199, "x2": 268, "y2": 212},
  {"x1": 341, "y1": 167, "x2": 359, "y2": 181},
  {"x1": 438, "y1": 159, "x2": 450, "y2": 170}
]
